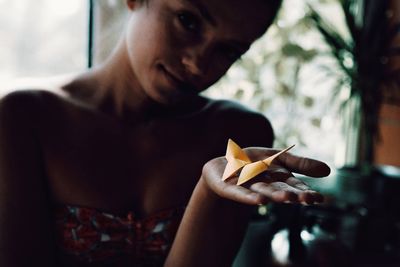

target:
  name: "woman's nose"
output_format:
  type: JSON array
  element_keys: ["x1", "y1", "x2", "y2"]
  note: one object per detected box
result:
[
  {"x1": 181, "y1": 47, "x2": 211, "y2": 77},
  {"x1": 181, "y1": 57, "x2": 205, "y2": 77}
]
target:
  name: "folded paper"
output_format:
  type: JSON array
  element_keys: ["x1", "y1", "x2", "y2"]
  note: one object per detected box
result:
[{"x1": 222, "y1": 139, "x2": 295, "y2": 185}]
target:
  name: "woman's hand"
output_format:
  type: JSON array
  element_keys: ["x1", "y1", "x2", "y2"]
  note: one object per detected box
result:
[{"x1": 202, "y1": 146, "x2": 330, "y2": 206}]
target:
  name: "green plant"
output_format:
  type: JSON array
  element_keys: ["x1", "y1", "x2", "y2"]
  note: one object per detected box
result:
[{"x1": 307, "y1": 0, "x2": 400, "y2": 166}]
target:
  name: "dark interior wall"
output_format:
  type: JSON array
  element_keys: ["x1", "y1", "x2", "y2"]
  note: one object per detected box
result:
[{"x1": 374, "y1": 0, "x2": 400, "y2": 167}]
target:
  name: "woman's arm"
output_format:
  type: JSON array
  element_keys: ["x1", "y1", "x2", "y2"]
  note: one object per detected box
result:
[
  {"x1": 165, "y1": 111, "x2": 275, "y2": 267},
  {"x1": 165, "y1": 117, "x2": 329, "y2": 266},
  {"x1": 165, "y1": 176, "x2": 253, "y2": 267},
  {"x1": 0, "y1": 91, "x2": 56, "y2": 267}
]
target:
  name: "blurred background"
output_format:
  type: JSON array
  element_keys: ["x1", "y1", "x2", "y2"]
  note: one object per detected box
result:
[
  {"x1": 0, "y1": 0, "x2": 88, "y2": 88},
  {"x1": 1, "y1": 0, "x2": 400, "y2": 266}
]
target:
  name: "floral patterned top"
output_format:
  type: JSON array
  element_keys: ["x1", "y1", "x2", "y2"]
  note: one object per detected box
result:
[{"x1": 54, "y1": 205, "x2": 185, "y2": 267}]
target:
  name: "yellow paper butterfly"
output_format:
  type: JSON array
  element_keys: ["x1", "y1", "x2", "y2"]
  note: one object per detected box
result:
[{"x1": 222, "y1": 139, "x2": 295, "y2": 185}]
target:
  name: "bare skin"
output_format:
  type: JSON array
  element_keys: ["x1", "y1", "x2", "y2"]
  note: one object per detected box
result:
[{"x1": 0, "y1": 0, "x2": 330, "y2": 266}]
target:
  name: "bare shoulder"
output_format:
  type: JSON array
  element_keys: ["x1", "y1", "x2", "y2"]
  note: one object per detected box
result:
[
  {"x1": 0, "y1": 89, "x2": 66, "y2": 118},
  {"x1": 204, "y1": 98, "x2": 274, "y2": 148},
  {"x1": 0, "y1": 90, "x2": 47, "y2": 122},
  {"x1": 0, "y1": 90, "x2": 64, "y2": 267},
  {"x1": 0, "y1": 89, "x2": 81, "y2": 139}
]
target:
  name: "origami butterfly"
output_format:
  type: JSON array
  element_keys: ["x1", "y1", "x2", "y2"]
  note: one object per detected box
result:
[{"x1": 222, "y1": 139, "x2": 295, "y2": 185}]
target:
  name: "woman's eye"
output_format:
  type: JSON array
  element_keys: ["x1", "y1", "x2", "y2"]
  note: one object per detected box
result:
[{"x1": 177, "y1": 12, "x2": 200, "y2": 32}]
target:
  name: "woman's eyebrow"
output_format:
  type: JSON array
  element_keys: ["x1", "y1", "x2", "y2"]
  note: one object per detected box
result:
[{"x1": 182, "y1": 0, "x2": 217, "y2": 26}]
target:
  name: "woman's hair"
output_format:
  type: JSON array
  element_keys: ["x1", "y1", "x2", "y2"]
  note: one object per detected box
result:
[
  {"x1": 264, "y1": 0, "x2": 283, "y2": 28},
  {"x1": 94, "y1": 0, "x2": 283, "y2": 64},
  {"x1": 268, "y1": 0, "x2": 284, "y2": 12},
  {"x1": 135, "y1": 0, "x2": 283, "y2": 26}
]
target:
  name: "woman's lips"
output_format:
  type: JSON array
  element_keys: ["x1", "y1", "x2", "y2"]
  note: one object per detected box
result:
[
  {"x1": 161, "y1": 65, "x2": 184, "y2": 86},
  {"x1": 158, "y1": 64, "x2": 183, "y2": 86},
  {"x1": 158, "y1": 64, "x2": 198, "y2": 94}
]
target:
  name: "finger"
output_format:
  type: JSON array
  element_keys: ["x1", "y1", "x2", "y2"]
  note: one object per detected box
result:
[
  {"x1": 250, "y1": 182, "x2": 301, "y2": 203},
  {"x1": 244, "y1": 147, "x2": 331, "y2": 177},
  {"x1": 218, "y1": 182, "x2": 268, "y2": 205},
  {"x1": 298, "y1": 190, "x2": 324, "y2": 204},
  {"x1": 277, "y1": 153, "x2": 330, "y2": 177},
  {"x1": 285, "y1": 176, "x2": 312, "y2": 190},
  {"x1": 250, "y1": 181, "x2": 324, "y2": 205},
  {"x1": 283, "y1": 177, "x2": 324, "y2": 204},
  {"x1": 265, "y1": 166, "x2": 294, "y2": 180}
]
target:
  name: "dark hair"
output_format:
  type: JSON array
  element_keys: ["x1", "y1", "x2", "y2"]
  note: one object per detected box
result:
[
  {"x1": 265, "y1": 0, "x2": 283, "y2": 27},
  {"x1": 138, "y1": 0, "x2": 282, "y2": 29}
]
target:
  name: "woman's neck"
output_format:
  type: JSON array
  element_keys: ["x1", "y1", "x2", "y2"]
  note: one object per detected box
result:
[
  {"x1": 62, "y1": 40, "x2": 209, "y2": 124},
  {"x1": 94, "y1": 42, "x2": 153, "y2": 116}
]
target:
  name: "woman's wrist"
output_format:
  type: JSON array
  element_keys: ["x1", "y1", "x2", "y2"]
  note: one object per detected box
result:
[
  {"x1": 196, "y1": 175, "x2": 220, "y2": 201},
  {"x1": 194, "y1": 174, "x2": 254, "y2": 217}
]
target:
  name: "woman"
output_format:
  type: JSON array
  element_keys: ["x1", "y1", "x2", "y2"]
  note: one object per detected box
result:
[{"x1": 0, "y1": 0, "x2": 330, "y2": 266}]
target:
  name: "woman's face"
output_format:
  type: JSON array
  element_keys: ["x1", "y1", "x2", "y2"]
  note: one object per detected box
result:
[{"x1": 125, "y1": 0, "x2": 274, "y2": 105}]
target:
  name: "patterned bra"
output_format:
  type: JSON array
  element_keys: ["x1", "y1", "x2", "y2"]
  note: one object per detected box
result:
[{"x1": 54, "y1": 205, "x2": 185, "y2": 267}]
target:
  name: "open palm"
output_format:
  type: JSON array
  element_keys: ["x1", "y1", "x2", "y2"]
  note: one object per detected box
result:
[{"x1": 202, "y1": 147, "x2": 330, "y2": 206}]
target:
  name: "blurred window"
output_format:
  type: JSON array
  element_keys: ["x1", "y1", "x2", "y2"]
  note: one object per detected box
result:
[{"x1": 0, "y1": 0, "x2": 89, "y2": 92}]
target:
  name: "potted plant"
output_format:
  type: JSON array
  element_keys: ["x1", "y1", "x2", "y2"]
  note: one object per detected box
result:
[
  {"x1": 309, "y1": 0, "x2": 389, "y2": 165},
  {"x1": 307, "y1": 0, "x2": 400, "y2": 203}
]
